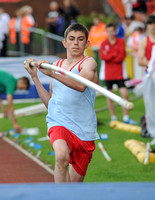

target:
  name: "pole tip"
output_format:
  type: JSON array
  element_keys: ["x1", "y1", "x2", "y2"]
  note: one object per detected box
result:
[{"x1": 127, "y1": 102, "x2": 134, "y2": 110}]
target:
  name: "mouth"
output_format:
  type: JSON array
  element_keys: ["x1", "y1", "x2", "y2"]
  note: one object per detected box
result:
[{"x1": 72, "y1": 47, "x2": 79, "y2": 50}]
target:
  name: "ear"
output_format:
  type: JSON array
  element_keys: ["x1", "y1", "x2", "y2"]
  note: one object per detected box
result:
[
  {"x1": 62, "y1": 39, "x2": 67, "y2": 48},
  {"x1": 85, "y1": 40, "x2": 90, "y2": 49}
]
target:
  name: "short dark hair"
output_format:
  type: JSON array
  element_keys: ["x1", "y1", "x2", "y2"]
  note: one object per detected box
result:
[
  {"x1": 64, "y1": 23, "x2": 89, "y2": 40},
  {"x1": 124, "y1": 15, "x2": 134, "y2": 20},
  {"x1": 19, "y1": 77, "x2": 30, "y2": 90},
  {"x1": 106, "y1": 22, "x2": 116, "y2": 29},
  {"x1": 146, "y1": 14, "x2": 155, "y2": 25}
]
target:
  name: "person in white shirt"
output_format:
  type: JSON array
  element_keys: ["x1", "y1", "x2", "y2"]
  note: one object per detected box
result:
[
  {"x1": 0, "y1": 7, "x2": 10, "y2": 57},
  {"x1": 0, "y1": 20, "x2": 4, "y2": 53}
]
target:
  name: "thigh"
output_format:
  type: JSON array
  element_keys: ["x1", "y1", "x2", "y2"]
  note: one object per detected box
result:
[
  {"x1": 53, "y1": 139, "x2": 70, "y2": 158},
  {"x1": 48, "y1": 126, "x2": 71, "y2": 159},
  {"x1": 69, "y1": 164, "x2": 84, "y2": 182}
]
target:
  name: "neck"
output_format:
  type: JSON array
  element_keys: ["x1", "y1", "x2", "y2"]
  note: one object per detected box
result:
[
  {"x1": 149, "y1": 33, "x2": 155, "y2": 43},
  {"x1": 66, "y1": 54, "x2": 84, "y2": 64},
  {"x1": 108, "y1": 36, "x2": 116, "y2": 44}
]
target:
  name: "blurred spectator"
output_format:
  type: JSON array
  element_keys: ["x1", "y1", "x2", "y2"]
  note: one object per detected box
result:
[
  {"x1": 122, "y1": 0, "x2": 137, "y2": 18},
  {"x1": 133, "y1": 10, "x2": 147, "y2": 23},
  {"x1": 0, "y1": 7, "x2": 10, "y2": 57},
  {"x1": 20, "y1": 5, "x2": 35, "y2": 54},
  {"x1": 0, "y1": 19, "x2": 4, "y2": 54},
  {"x1": 46, "y1": 1, "x2": 65, "y2": 55},
  {"x1": 116, "y1": 15, "x2": 145, "y2": 40},
  {"x1": 46, "y1": 1, "x2": 65, "y2": 36},
  {"x1": 46, "y1": 1, "x2": 60, "y2": 34},
  {"x1": 89, "y1": 17, "x2": 107, "y2": 48},
  {"x1": 132, "y1": 0, "x2": 147, "y2": 14},
  {"x1": 146, "y1": 1, "x2": 155, "y2": 15},
  {"x1": 9, "y1": 8, "x2": 22, "y2": 52},
  {"x1": 63, "y1": 0, "x2": 80, "y2": 29},
  {"x1": 122, "y1": 0, "x2": 147, "y2": 18},
  {"x1": 99, "y1": 22, "x2": 137, "y2": 124},
  {"x1": 126, "y1": 15, "x2": 145, "y2": 37},
  {"x1": 138, "y1": 14, "x2": 155, "y2": 138},
  {"x1": 127, "y1": 26, "x2": 146, "y2": 55},
  {"x1": 116, "y1": 16, "x2": 133, "y2": 39},
  {"x1": 121, "y1": 1, "x2": 146, "y2": 40},
  {"x1": 56, "y1": 8, "x2": 65, "y2": 36},
  {"x1": 88, "y1": 16, "x2": 107, "y2": 85},
  {"x1": 126, "y1": 25, "x2": 146, "y2": 79}
]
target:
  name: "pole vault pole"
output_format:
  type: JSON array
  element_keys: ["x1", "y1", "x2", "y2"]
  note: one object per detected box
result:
[{"x1": 24, "y1": 61, "x2": 134, "y2": 110}]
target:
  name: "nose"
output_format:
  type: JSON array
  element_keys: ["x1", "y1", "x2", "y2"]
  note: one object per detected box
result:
[{"x1": 74, "y1": 38, "x2": 78, "y2": 44}]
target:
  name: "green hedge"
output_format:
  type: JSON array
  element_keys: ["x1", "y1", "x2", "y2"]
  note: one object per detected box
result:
[{"x1": 77, "y1": 12, "x2": 119, "y2": 30}]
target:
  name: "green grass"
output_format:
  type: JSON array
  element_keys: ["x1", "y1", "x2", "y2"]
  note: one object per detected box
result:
[{"x1": 1, "y1": 94, "x2": 155, "y2": 182}]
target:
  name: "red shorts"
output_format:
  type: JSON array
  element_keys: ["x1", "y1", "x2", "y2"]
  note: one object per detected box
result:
[{"x1": 48, "y1": 126, "x2": 95, "y2": 176}]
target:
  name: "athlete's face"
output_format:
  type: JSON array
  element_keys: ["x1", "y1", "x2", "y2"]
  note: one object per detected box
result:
[
  {"x1": 148, "y1": 22, "x2": 155, "y2": 35},
  {"x1": 63, "y1": 31, "x2": 90, "y2": 56},
  {"x1": 106, "y1": 26, "x2": 116, "y2": 39}
]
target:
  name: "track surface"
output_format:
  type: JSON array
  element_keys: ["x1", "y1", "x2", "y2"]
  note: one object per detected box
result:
[{"x1": 0, "y1": 138, "x2": 54, "y2": 183}]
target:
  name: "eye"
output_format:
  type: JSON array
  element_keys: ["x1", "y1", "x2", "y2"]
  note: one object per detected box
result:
[{"x1": 69, "y1": 37, "x2": 74, "y2": 41}]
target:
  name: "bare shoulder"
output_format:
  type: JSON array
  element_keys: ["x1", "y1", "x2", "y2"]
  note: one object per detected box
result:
[
  {"x1": 80, "y1": 57, "x2": 98, "y2": 83},
  {"x1": 139, "y1": 36, "x2": 147, "y2": 47},
  {"x1": 85, "y1": 57, "x2": 96, "y2": 64},
  {"x1": 81, "y1": 57, "x2": 97, "y2": 70}
]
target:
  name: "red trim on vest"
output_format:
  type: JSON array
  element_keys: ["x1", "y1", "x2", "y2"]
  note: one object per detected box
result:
[
  {"x1": 57, "y1": 56, "x2": 90, "y2": 72},
  {"x1": 56, "y1": 60, "x2": 61, "y2": 66},
  {"x1": 59, "y1": 59, "x2": 64, "y2": 68},
  {"x1": 69, "y1": 56, "x2": 86, "y2": 71},
  {"x1": 78, "y1": 57, "x2": 89, "y2": 72}
]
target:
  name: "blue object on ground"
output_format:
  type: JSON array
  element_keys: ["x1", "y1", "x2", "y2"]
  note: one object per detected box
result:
[
  {"x1": 33, "y1": 143, "x2": 42, "y2": 150},
  {"x1": 100, "y1": 133, "x2": 109, "y2": 140},
  {"x1": 28, "y1": 142, "x2": 42, "y2": 150},
  {"x1": 24, "y1": 137, "x2": 34, "y2": 143},
  {"x1": 48, "y1": 151, "x2": 55, "y2": 156},
  {"x1": 12, "y1": 133, "x2": 20, "y2": 139}
]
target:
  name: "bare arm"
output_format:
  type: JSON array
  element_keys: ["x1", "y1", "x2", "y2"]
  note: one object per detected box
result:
[
  {"x1": 138, "y1": 37, "x2": 149, "y2": 67},
  {"x1": 38, "y1": 58, "x2": 98, "y2": 92},
  {"x1": 7, "y1": 94, "x2": 16, "y2": 124},
  {"x1": 7, "y1": 94, "x2": 21, "y2": 132},
  {"x1": 0, "y1": 95, "x2": 8, "y2": 117},
  {"x1": 24, "y1": 59, "x2": 51, "y2": 108},
  {"x1": 32, "y1": 76, "x2": 52, "y2": 108}
]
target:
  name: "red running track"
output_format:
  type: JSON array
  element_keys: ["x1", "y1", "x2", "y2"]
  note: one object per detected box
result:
[{"x1": 0, "y1": 138, "x2": 54, "y2": 183}]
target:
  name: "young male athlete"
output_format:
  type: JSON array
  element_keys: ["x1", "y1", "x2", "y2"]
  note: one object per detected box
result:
[
  {"x1": 0, "y1": 70, "x2": 30, "y2": 132},
  {"x1": 24, "y1": 23, "x2": 99, "y2": 182},
  {"x1": 138, "y1": 14, "x2": 155, "y2": 138}
]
